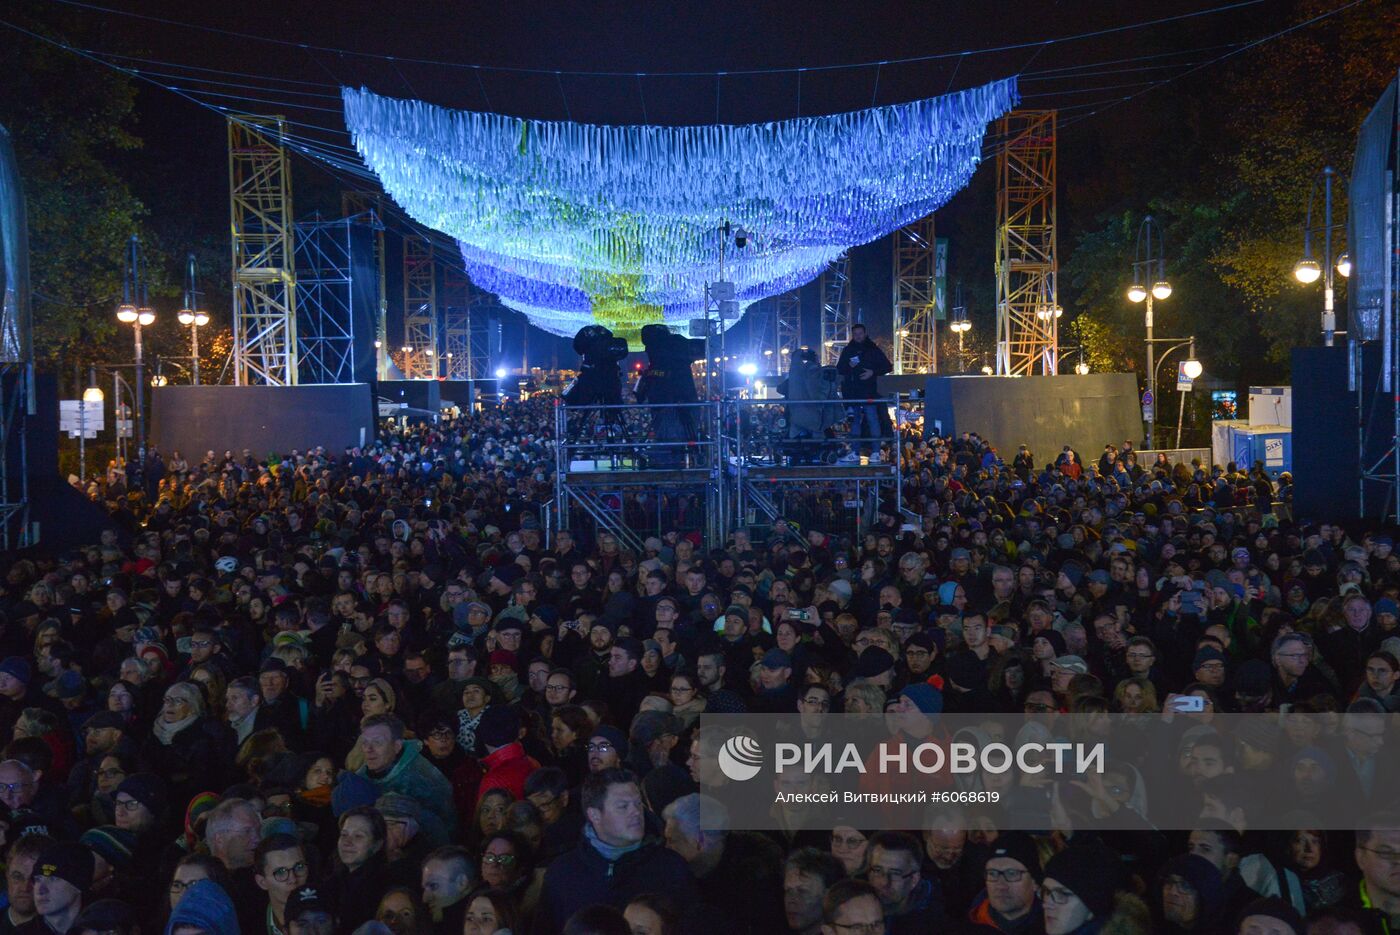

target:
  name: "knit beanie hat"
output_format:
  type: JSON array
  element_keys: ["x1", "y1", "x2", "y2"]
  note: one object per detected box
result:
[
  {"x1": 1043, "y1": 842, "x2": 1122, "y2": 918},
  {"x1": 475, "y1": 704, "x2": 522, "y2": 750},
  {"x1": 590, "y1": 724, "x2": 629, "y2": 760},
  {"x1": 78, "y1": 826, "x2": 137, "y2": 870}
]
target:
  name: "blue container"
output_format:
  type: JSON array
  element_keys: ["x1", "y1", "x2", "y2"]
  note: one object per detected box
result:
[{"x1": 1232, "y1": 425, "x2": 1292, "y2": 477}]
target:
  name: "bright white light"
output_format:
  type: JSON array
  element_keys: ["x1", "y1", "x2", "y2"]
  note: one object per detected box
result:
[
  {"x1": 402, "y1": 346, "x2": 412, "y2": 353},
  {"x1": 374, "y1": 340, "x2": 382, "y2": 349},
  {"x1": 495, "y1": 367, "x2": 508, "y2": 379},
  {"x1": 1151, "y1": 281, "x2": 1172, "y2": 301},
  {"x1": 1182, "y1": 358, "x2": 1204, "y2": 380},
  {"x1": 151, "y1": 374, "x2": 167, "y2": 387},
  {"x1": 178, "y1": 310, "x2": 195, "y2": 326},
  {"x1": 1127, "y1": 283, "x2": 1147, "y2": 303},
  {"x1": 1074, "y1": 361, "x2": 1090, "y2": 375},
  {"x1": 780, "y1": 347, "x2": 790, "y2": 355},
  {"x1": 82, "y1": 386, "x2": 105, "y2": 403},
  {"x1": 425, "y1": 348, "x2": 434, "y2": 356},
  {"x1": 1336, "y1": 253, "x2": 1351, "y2": 278},
  {"x1": 764, "y1": 349, "x2": 773, "y2": 356},
  {"x1": 446, "y1": 352, "x2": 454, "y2": 358},
  {"x1": 981, "y1": 365, "x2": 993, "y2": 375},
  {"x1": 137, "y1": 310, "x2": 155, "y2": 326},
  {"x1": 116, "y1": 304, "x2": 137, "y2": 323},
  {"x1": 194, "y1": 312, "x2": 210, "y2": 327},
  {"x1": 738, "y1": 362, "x2": 757, "y2": 377},
  {"x1": 754, "y1": 380, "x2": 764, "y2": 389},
  {"x1": 1293, "y1": 258, "x2": 1321, "y2": 284}
]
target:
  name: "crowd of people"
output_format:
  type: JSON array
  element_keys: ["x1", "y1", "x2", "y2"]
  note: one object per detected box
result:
[{"x1": 2, "y1": 371, "x2": 1397, "y2": 935}]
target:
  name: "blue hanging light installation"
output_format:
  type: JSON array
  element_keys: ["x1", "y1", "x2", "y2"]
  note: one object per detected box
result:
[{"x1": 342, "y1": 77, "x2": 1017, "y2": 345}]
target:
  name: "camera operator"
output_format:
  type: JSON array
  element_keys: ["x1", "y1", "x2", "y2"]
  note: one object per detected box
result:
[
  {"x1": 636, "y1": 324, "x2": 707, "y2": 466},
  {"x1": 777, "y1": 348, "x2": 843, "y2": 464},
  {"x1": 564, "y1": 325, "x2": 629, "y2": 442}
]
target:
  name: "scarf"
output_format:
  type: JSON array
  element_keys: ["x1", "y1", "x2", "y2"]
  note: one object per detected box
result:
[
  {"x1": 152, "y1": 713, "x2": 198, "y2": 746},
  {"x1": 584, "y1": 822, "x2": 644, "y2": 863}
]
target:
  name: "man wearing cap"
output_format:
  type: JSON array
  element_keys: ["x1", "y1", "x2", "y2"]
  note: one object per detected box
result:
[
  {"x1": 474, "y1": 705, "x2": 539, "y2": 806},
  {"x1": 750, "y1": 648, "x2": 798, "y2": 714},
  {"x1": 257, "y1": 658, "x2": 307, "y2": 748},
  {"x1": 968, "y1": 832, "x2": 1043, "y2": 933},
  {"x1": 1040, "y1": 843, "x2": 1126, "y2": 935},
  {"x1": 0, "y1": 658, "x2": 33, "y2": 742},
  {"x1": 24, "y1": 841, "x2": 93, "y2": 935},
  {"x1": 282, "y1": 885, "x2": 336, "y2": 935},
  {"x1": 111, "y1": 773, "x2": 165, "y2": 866},
  {"x1": 1048, "y1": 656, "x2": 1089, "y2": 697},
  {"x1": 64, "y1": 713, "x2": 130, "y2": 811},
  {"x1": 586, "y1": 726, "x2": 627, "y2": 775}
]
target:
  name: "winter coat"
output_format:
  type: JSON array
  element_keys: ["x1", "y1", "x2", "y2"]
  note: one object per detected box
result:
[
  {"x1": 836, "y1": 338, "x2": 892, "y2": 399},
  {"x1": 476, "y1": 741, "x2": 540, "y2": 807},
  {"x1": 352, "y1": 738, "x2": 458, "y2": 833},
  {"x1": 534, "y1": 836, "x2": 699, "y2": 935}
]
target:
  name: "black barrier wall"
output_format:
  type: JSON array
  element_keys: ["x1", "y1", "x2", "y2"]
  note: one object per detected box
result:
[
  {"x1": 922, "y1": 373, "x2": 1142, "y2": 461},
  {"x1": 150, "y1": 384, "x2": 376, "y2": 460}
]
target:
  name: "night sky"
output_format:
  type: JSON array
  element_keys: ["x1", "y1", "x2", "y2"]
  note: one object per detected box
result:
[{"x1": 20, "y1": 0, "x2": 1297, "y2": 370}]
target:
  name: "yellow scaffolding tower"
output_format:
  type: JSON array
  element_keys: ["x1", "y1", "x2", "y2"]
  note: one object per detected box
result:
[
  {"x1": 229, "y1": 117, "x2": 298, "y2": 385},
  {"x1": 893, "y1": 214, "x2": 938, "y2": 374},
  {"x1": 995, "y1": 110, "x2": 1059, "y2": 376},
  {"x1": 401, "y1": 235, "x2": 438, "y2": 379}
]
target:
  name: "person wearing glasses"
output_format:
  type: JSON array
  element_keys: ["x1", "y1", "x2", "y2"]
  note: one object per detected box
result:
[
  {"x1": 1040, "y1": 843, "x2": 1132, "y2": 935},
  {"x1": 816, "y1": 878, "x2": 884, "y2": 935},
  {"x1": 865, "y1": 832, "x2": 942, "y2": 933},
  {"x1": 967, "y1": 832, "x2": 1043, "y2": 932},
  {"x1": 252, "y1": 833, "x2": 310, "y2": 935}
]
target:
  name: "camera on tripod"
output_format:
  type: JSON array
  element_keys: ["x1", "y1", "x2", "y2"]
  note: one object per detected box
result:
[{"x1": 574, "y1": 325, "x2": 629, "y2": 368}]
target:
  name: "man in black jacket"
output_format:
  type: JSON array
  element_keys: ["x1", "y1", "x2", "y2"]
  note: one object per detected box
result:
[
  {"x1": 835, "y1": 324, "x2": 893, "y2": 462},
  {"x1": 535, "y1": 768, "x2": 699, "y2": 934}
]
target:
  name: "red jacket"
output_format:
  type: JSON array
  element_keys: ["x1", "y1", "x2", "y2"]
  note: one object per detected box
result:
[{"x1": 476, "y1": 742, "x2": 539, "y2": 807}]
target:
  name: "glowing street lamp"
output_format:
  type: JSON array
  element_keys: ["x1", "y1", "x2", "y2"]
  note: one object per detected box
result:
[
  {"x1": 1293, "y1": 165, "x2": 1345, "y2": 345},
  {"x1": 1128, "y1": 215, "x2": 1171, "y2": 448}
]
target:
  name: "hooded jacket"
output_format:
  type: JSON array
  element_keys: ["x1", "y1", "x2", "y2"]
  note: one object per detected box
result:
[
  {"x1": 164, "y1": 879, "x2": 238, "y2": 935},
  {"x1": 353, "y1": 739, "x2": 458, "y2": 833}
]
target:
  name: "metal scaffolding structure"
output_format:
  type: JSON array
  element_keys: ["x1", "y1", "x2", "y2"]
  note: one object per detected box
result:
[
  {"x1": 821, "y1": 254, "x2": 852, "y2": 365},
  {"x1": 892, "y1": 214, "x2": 938, "y2": 374},
  {"x1": 401, "y1": 234, "x2": 438, "y2": 379},
  {"x1": 293, "y1": 213, "x2": 379, "y2": 384},
  {"x1": 229, "y1": 116, "x2": 298, "y2": 386},
  {"x1": 442, "y1": 266, "x2": 493, "y2": 380},
  {"x1": 995, "y1": 109, "x2": 1060, "y2": 376},
  {"x1": 340, "y1": 192, "x2": 389, "y2": 379},
  {"x1": 775, "y1": 289, "x2": 801, "y2": 373}
]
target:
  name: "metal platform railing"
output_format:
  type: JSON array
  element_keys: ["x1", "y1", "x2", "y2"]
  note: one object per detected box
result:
[
  {"x1": 553, "y1": 400, "x2": 724, "y2": 550},
  {"x1": 720, "y1": 397, "x2": 903, "y2": 546}
]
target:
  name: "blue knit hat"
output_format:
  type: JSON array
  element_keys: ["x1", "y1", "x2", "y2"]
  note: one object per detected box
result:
[
  {"x1": 330, "y1": 771, "x2": 379, "y2": 817},
  {"x1": 899, "y1": 681, "x2": 944, "y2": 715},
  {"x1": 165, "y1": 880, "x2": 238, "y2": 935}
]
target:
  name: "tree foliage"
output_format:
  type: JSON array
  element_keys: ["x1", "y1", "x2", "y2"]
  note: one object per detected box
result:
[{"x1": 0, "y1": 4, "x2": 154, "y2": 372}]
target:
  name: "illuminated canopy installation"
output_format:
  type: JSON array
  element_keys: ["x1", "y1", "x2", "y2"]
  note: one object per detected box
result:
[{"x1": 342, "y1": 78, "x2": 1017, "y2": 345}]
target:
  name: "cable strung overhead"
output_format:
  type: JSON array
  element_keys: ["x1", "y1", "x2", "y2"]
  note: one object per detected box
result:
[{"x1": 342, "y1": 78, "x2": 1017, "y2": 344}]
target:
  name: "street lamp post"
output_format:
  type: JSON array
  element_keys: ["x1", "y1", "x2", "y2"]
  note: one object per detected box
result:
[
  {"x1": 1128, "y1": 216, "x2": 1172, "y2": 449},
  {"x1": 177, "y1": 253, "x2": 210, "y2": 384},
  {"x1": 116, "y1": 234, "x2": 155, "y2": 490},
  {"x1": 1150, "y1": 337, "x2": 1203, "y2": 449},
  {"x1": 1293, "y1": 166, "x2": 1349, "y2": 347}
]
